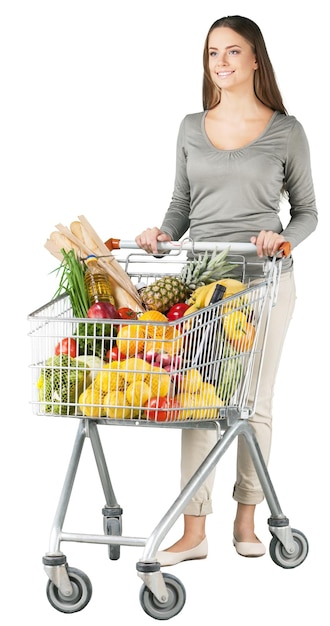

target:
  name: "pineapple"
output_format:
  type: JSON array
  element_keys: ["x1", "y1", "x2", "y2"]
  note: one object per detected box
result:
[{"x1": 141, "y1": 247, "x2": 234, "y2": 312}]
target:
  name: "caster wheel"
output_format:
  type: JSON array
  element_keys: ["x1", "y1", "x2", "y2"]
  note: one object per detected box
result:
[
  {"x1": 46, "y1": 566, "x2": 92, "y2": 613},
  {"x1": 270, "y1": 528, "x2": 309, "y2": 569},
  {"x1": 105, "y1": 517, "x2": 122, "y2": 560},
  {"x1": 140, "y1": 573, "x2": 186, "y2": 620}
]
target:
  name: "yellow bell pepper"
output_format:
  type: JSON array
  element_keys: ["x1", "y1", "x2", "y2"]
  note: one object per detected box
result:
[{"x1": 223, "y1": 311, "x2": 255, "y2": 352}]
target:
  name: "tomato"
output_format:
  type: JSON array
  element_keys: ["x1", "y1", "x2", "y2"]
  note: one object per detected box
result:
[
  {"x1": 144, "y1": 396, "x2": 181, "y2": 422},
  {"x1": 167, "y1": 303, "x2": 190, "y2": 321},
  {"x1": 55, "y1": 337, "x2": 77, "y2": 358},
  {"x1": 105, "y1": 346, "x2": 126, "y2": 361},
  {"x1": 118, "y1": 307, "x2": 139, "y2": 321}
]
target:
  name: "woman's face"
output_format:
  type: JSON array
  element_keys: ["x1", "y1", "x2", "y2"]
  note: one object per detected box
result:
[{"x1": 208, "y1": 27, "x2": 258, "y2": 92}]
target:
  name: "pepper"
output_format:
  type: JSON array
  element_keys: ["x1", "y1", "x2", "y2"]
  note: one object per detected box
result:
[
  {"x1": 167, "y1": 303, "x2": 190, "y2": 320},
  {"x1": 223, "y1": 311, "x2": 255, "y2": 352}
]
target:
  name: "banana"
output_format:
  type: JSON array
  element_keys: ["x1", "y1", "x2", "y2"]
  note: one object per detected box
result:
[
  {"x1": 194, "y1": 284, "x2": 215, "y2": 308},
  {"x1": 183, "y1": 304, "x2": 201, "y2": 316},
  {"x1": 190, "y1": 280, "x2": 226, "y2": 308},
  {"x1": 189, "y1": 278, "x2": 247, "y2": 309},
  {"x1": 204, "y1": 279, "x2": 246, "y2": 307},
  {"x1": 202, "y1": 283, "x2": 217, "y2": 307},
  {"x1": 183, "y1": 304, "x2": 201, "y2": 332},
  {"x1": 188, "y1": 283, "x2": 212, "y2": 307}
]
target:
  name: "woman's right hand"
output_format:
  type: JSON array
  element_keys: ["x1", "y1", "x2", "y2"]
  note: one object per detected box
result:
[{"x1": 135, "y1": 228, "x2": 172, "y2": 254}]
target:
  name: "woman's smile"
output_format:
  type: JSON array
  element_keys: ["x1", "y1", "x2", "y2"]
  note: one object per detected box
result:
[{"x1": 216, "y1": 70, "x2": 235, "y2": 78}]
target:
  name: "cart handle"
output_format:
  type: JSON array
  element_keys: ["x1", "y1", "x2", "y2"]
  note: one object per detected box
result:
[{"x1": 104, "y1": 237, "x2": 292, "y2": 258}]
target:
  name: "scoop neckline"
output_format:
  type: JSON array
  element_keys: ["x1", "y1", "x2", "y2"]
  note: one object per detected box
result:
[{"x1": 202, "y1": 109, "x2": 278, "y2": 153}]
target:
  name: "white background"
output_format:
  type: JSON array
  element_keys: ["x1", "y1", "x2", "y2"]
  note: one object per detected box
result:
[{"x1": 1, "y1": 1, "x2": 327, "y2": 624}]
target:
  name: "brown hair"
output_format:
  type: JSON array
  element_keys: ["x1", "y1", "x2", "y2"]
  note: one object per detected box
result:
[{"x1": 202, "y1": 15, "x2": 287, "y2": 113}]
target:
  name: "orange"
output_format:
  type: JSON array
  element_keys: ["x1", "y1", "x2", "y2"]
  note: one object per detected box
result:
[{"x1": 116, "y1": 324, "x2": 146, "y2": 357}]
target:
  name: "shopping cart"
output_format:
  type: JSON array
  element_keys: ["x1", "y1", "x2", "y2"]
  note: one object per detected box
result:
[{"x1": 28, "y1": 241, "x2": 309, "y2": 620}]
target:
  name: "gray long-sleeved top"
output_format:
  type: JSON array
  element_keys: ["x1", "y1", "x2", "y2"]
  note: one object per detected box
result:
[{"x1": 160, "y1": 110, "x2": 318, "y2": 273}]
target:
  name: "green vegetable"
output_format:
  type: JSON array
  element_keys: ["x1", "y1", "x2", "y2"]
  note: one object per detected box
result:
[
  {"x1": 76, "y1": 321, "x2": 116, "y2": 359},
  {"x1": 37, "y1": 354, "x2": 86, "y2": 415},
  {"x1": 52, "y1": 248, "x2": 89, "y2": 318}
]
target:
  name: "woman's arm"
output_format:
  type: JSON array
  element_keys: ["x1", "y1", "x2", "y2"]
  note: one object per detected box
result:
[
  {"x1": 280, "y1": 120, "x2": 318, "y2": 248},
  {"x1": 160, "y1": 118, "x2": 191, "y2": 240}
]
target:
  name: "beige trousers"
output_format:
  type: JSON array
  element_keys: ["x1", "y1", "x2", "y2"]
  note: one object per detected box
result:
[{"x1": 181, "y1": 270, "x2": 297, "y2": 515}]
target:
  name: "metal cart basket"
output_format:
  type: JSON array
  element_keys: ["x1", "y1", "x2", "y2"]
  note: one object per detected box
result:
[{"x1": 28, "y1": 241, "x2": 309, "y2": 620}]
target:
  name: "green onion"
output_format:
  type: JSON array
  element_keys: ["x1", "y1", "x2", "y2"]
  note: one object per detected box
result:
[{"x1": 52, "y1": 248, "x2": 89, "y2": 318}]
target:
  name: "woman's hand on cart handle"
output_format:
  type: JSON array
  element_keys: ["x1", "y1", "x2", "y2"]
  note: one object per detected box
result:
[
  {"x1": 135, "y1": 228, "x2": 172, "y2": 255},
  {"x1": 105, "y1": 229, "x2": 171, "y2": 254},
  {"x1": 250, "y1": 232, "x2": 291, "y2": 258}
]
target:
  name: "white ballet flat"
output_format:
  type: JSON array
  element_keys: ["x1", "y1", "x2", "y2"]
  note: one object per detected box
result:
[
  {"x1": 233, "y1": 536, "x2": 266, "y2": 557},
  {"x1": 156, "y1": 537, "x2": 208, "y2": 567}
]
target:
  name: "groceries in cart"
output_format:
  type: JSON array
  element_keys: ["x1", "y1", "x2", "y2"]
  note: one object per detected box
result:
[{"x1": 31, "y1": 216, "x2": 268, "y2": 423}]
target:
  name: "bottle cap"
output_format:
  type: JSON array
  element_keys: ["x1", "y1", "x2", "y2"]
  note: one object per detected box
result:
[{"x1": 85, "y1": 254, "x2": 97, "y2": 264}]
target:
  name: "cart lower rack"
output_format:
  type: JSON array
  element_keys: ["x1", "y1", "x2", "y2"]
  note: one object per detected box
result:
[{"x1": 28, "y1": 242, "x2": 308, "y2": 620}]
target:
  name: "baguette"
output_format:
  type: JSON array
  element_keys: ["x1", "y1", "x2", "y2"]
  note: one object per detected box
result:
[
  {"x1": 49, "y1": 231, "x2": 80, "y2": 255},
  {"x1": 70, "y1": 220, "x2": 99, "y2": 253},
  {"x1": 44, "y1": 238, "x2": 65, "y2": 261},
  {"x1": 46, "y1": 218, "x2": 144, "y2": 311}
]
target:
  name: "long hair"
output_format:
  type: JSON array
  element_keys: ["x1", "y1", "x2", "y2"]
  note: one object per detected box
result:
[{"x1": 202, "y1": 15, "x2": 287, "y2": 114}]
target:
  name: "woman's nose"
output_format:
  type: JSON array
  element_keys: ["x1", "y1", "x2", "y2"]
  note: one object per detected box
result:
[{"x1": 217, "y1": 52, "x2": 228, "y2": 66}]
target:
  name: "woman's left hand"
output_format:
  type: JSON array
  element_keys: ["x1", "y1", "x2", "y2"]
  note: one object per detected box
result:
[{"x1": 250, "y1": 231, "x2": 286, "y2": 258}]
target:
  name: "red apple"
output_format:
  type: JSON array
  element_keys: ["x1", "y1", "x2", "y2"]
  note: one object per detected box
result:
[{"x1": 87, "y1": 302, "x2": 121, "y2": 320}]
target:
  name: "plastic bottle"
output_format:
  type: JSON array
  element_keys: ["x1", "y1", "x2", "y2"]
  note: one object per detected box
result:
[{"x1": 84, "y1": 255, "x2": 115, "y2": 306}]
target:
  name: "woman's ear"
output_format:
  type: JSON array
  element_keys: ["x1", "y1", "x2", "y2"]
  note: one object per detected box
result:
[{"x1": 254, "y1": 58, "x2": 259, "y2": 70}]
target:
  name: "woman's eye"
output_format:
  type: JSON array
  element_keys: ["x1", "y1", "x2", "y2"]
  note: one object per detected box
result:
[
  {"x1": 229, "y1": 49, "x2": 239, "y2": 55},
  {"x1": 209, "y1": 51, "x2": 218, "y2": 57}
]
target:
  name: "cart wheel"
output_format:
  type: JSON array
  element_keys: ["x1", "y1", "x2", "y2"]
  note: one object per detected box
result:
[
  {"x1": 46, "y1": 567, "x2": 92, "y2": 613},
  {"x1": 270, "y1": 528, "x2": 309, "y2": 569},
  {"x1": 106, "y1": 517, "x2": 122, "y2": 560},
  {"x1": 139, "y1": 573, "x2": 186, "y2": 620}
]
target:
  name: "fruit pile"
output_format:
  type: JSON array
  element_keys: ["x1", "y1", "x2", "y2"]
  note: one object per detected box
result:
[
  {"x1": 76, "y1": 279, "x2": 252, "y2": 421},
  {"x1": 78, "y1": 358, "x2": 223, "y2": 422}
]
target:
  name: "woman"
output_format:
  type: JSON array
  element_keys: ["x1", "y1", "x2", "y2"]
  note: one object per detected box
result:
[{"x1": 135, "y1": 15, "x2": 317, "y2": 565}]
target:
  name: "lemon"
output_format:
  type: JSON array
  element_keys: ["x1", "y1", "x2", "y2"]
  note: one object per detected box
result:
[
  {"x1": 104, "y1": 390, "x2": 131, "y2": 419},
  {"x1": 119, "y1": 357, "x2": 151, "y2": 384},
  {"x1": 79, "y1": 386, "x2": 106, "y2": 418},
  {"x1": 94, "y1": 361, "x2": 125, "y2": 393},
  {"x1": 174, "y1": 393, "x2": 195, "y2": 420},
  {"x1": 126, "y1": 381, "x2": 152, "y2": 407},
  {"x1": 180, "y1": 369, "x2": 203, "y2": 394},
  {"x1": 146, "y1": 366, "x2": 171, "y2": 397},
  {"x1": 191, "y1": 384, "x2": 223, "y2": 419}
]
